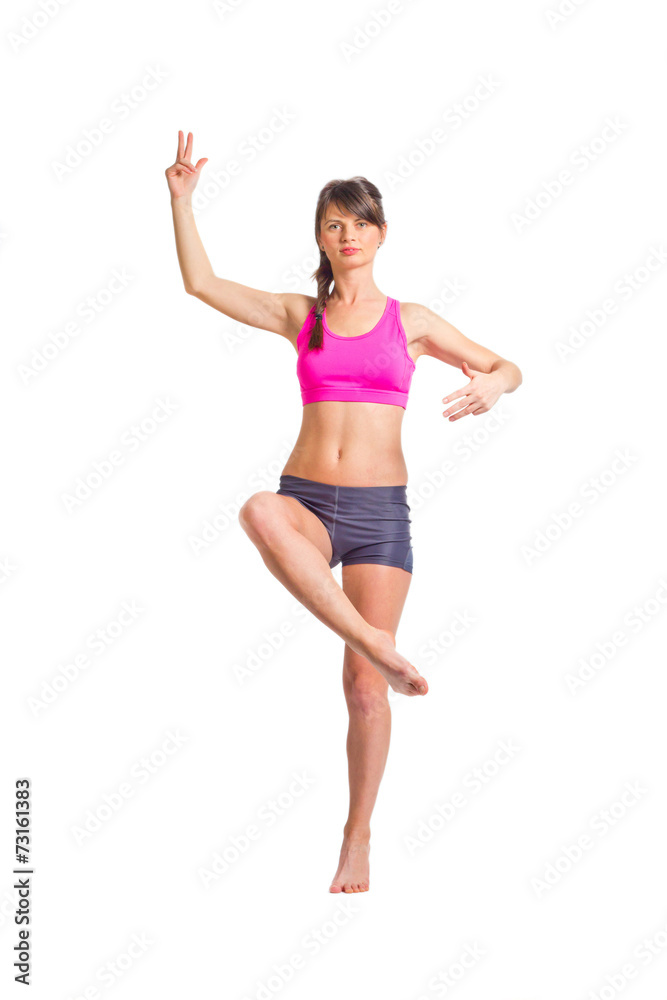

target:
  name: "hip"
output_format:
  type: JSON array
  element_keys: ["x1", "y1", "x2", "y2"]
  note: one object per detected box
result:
[{"x1": 276, "y1": 473, "x2": 413, "y2": 572}]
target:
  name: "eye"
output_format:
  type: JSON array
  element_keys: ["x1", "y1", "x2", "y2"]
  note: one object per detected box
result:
[{"x1": 358, "y1": 222, "x2": 368, "y2": 227}]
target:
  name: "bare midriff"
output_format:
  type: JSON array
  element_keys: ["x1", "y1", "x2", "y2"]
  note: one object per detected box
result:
[{"x1": 281, "y1": 401, "x2": 409, "y2": 487}]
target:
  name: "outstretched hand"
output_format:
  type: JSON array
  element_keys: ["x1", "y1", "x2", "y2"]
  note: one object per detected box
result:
[
  {"x1": 165, "y1": 130, "x2": 208, "y2": 199},
  {"x1": 442, "y1": 361, "x2": 505, "y2": 420}
]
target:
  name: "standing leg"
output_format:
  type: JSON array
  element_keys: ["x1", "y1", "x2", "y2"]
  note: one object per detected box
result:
[{"x1": 329, "y1": 562, "x2": 413, "y2": 893}]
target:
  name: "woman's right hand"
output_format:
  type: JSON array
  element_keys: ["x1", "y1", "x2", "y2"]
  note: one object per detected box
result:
[{"x1": 165, "y1": 131, "x2": 208, "y2": 200}]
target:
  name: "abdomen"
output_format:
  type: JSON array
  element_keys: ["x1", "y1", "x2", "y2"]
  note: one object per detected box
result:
[{"x1": 281, "y1": 401, "x2": 409, "y2": 486}]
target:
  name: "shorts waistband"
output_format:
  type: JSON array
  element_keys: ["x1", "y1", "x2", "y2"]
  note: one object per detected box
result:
[{"x1": 279, "y1": 473, "x2": 408, "y2": 496}]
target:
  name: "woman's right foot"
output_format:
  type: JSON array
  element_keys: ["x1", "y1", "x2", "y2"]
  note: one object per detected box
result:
[{"x1": 363, "y1": 628, "x2": 428, "y2": 696}]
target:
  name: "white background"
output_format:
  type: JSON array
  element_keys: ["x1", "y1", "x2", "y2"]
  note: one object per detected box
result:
[{"x1": 2, "y1": 0, "x2": 666, "y2": 997}]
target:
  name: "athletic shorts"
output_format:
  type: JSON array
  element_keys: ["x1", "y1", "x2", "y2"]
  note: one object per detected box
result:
[{"x1": 276, "y1": 473, "x2": 413, "y2": 573}]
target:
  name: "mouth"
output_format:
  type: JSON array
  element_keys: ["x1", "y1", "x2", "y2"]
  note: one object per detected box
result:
[{"x1": 340, "y1": 248, "x2": 360, "y2": 256}]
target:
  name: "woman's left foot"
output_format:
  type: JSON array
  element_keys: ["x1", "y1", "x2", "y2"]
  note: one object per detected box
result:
[{"x1": 329, "y1": 833, "x2": 370, "y2": 892}]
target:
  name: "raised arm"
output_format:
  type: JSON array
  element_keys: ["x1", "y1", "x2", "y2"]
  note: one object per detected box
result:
[{"x1": 166, "y1": 131, "x2": 305, "y2": 338}]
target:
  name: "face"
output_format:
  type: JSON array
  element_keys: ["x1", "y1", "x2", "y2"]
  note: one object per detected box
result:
[{"x1": 318, "y1": 203, "x2": 386, "y2": 267}]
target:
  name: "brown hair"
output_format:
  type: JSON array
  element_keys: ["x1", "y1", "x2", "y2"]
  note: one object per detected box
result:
[{"x1": 307, "y1": 176, "x2": 386, "y2": 350}]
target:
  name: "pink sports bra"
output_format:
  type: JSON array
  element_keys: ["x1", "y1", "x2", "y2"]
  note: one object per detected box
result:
[{"x1": 296, "y1": 296, "x2": 416, "y2": 408}]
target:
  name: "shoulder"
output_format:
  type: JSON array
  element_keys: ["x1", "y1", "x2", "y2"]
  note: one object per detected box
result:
[{"x1": 396, "y1": 301, "x2": 434, "y2": 360}]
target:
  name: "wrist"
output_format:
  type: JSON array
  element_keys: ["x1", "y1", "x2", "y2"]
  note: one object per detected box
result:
[
  {"x1": 490, "y1": 366, "x2": 511, "y2": 394},
  {"x1": 494, "y1": 363, "x2": 520, "y2": 394}
]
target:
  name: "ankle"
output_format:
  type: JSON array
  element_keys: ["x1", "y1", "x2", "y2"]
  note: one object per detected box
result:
[
  {"x1": 343, "y1": 825, "x2": 371, "y2": 843},
  {"x1": 360, "y1": 624, "x2": 388, "y2": 661}
]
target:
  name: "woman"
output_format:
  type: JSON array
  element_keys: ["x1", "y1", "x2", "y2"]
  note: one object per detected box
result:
[{"x1": 166, "y1": 131, "x2": 522, "y2": 893}]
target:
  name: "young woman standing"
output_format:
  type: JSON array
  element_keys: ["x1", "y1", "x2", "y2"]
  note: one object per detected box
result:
[{"x1": 166, "y1": 131, "x2": 522, "y2": 893}]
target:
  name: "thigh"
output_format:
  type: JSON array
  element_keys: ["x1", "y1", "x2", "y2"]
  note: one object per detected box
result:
[
  {"x1": 242, "y1": 490, "x2": 333, "y2": 562},
  {"x1": 269, "y1": 492, "x2": 334, "y2": 565},
  {"x1": 341, "y1": 562, "x2": 412, "y2": 692}
]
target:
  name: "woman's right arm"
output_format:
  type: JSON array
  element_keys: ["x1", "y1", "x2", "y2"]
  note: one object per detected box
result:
[{"x1": 167, "y1": 131, "x2": 300, "y2": 337}]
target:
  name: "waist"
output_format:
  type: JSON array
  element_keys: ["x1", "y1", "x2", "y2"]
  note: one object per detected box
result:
[
  {"x1": 283, "y1": 401, "x2": 408, "y2": 485},
  {"x1": 281, "y1": 450, "x2": 408, "y2": 487}
]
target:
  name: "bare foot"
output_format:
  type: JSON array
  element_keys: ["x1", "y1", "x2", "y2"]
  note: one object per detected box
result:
[
  {"x1": 362, "y1": 628, "x2": 429, "y2": 696},
  {"x1": 329, "y1": 834, "x2": 371, "y2": 893}
]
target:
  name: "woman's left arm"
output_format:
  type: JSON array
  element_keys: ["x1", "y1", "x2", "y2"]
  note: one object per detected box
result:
[{"x1": 405, "y1": 302, "x2": 522, "y2": 421}]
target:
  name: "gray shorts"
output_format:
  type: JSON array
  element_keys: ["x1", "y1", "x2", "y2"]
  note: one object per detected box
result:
[{"x1": 276, "y1": 474, "x2": 413, "y2": 573}]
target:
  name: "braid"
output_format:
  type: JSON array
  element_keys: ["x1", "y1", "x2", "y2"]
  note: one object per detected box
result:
[{"x1": 309, "y1": 247, "x2": 333, "y2": 350}]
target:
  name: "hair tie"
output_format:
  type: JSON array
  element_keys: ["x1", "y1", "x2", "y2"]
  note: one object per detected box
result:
[{"x1": 314, "y1": 312, "x2": 323, "y2": 320}]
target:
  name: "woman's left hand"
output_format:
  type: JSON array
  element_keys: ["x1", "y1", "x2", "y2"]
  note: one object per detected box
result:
[{"x1": 442, "y1": 361, "x2": 506, "y2": 420}]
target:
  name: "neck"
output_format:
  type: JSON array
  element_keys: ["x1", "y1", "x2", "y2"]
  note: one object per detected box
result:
[{"x1": 327, "y1": 271, "x2": 383, "y2": 307}]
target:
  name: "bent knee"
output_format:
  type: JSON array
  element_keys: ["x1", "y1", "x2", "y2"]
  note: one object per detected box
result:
[{"x1": 238, "y1": 491, "x2": 280, "y2": 532}]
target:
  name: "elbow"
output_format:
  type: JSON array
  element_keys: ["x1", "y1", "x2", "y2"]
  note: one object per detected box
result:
[{"x1": 184, "y1": 273, "x2": 211, "y2": 298}]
